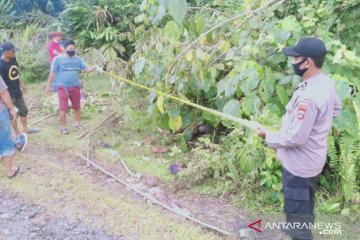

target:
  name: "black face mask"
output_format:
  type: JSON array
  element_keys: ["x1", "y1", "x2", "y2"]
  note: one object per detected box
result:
[
  {"x1": 66, "y1": 50, "x2": 75, "y2": 57},
  {"x1": 292, "y1": 58, "x2": 309, "y2": 76}
]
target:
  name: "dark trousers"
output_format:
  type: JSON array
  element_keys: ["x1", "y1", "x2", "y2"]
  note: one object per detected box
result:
[{"x1": 282, "y1": 167, "x2": 319, "y2": 240}]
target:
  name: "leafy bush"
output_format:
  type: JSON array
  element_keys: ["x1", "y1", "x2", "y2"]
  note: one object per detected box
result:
[
  {"x1": 131, "y1": 0, "x2": 360, "y2": 211},
  {"x1": 1, "y1": 26, "x2": 50, "y2": 83},
  {"x1": 60, "y1": 0, "x2": 143, "y2": 60}
]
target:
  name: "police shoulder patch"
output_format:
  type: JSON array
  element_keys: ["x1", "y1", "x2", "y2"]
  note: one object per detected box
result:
[{"x1": 296, "y1": 101, "x2": 309, "y2": 120}]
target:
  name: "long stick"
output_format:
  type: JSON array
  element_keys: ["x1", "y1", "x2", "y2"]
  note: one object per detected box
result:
[
  {"x1": 86, "y1": 135, "x2": 90, "y2": 167},
  {"x1": 77, "y1": 112, "x2": 117, "y2": 139},
  {"x1": 75, "y1": 154, "x2": 231, "y2": 236},
  {"x1": 112, "y1": 151, "x2": 136, "y2": 178},
  {"x1": 29, "y1": 113, "x2": 55, "y2": 126}
]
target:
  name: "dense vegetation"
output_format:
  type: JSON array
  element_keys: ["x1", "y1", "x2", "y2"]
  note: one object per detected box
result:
[{"x1": 1, "y1": 0, "x2": 359, "y2": 217}]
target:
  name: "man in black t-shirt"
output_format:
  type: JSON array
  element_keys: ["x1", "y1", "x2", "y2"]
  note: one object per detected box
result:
[{"x1": 0, "y1": 42, "x2": 39, "y2": 137}]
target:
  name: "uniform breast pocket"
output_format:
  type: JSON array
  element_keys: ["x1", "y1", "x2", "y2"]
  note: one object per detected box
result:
[
  {"x1": 286, "y1": 102, "x2": 293, "y2": 114},
  {"x1": 285, "y1": 102, "x2": 297, "y2": 122}
]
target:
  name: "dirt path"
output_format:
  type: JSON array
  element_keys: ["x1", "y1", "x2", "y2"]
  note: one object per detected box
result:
[
  {"x1": 0, "y1": 138, "x2": 234, "y2": 240},
  {"x1": 0, "y1": 190, "x2": 118, "y2": 240}
]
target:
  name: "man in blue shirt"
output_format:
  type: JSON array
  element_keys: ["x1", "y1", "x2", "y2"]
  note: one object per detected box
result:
[{"x1": 46, "y1": 40, "x2": 97, "y2": 134}]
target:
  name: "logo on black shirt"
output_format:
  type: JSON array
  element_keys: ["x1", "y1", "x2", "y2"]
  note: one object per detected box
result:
[{"x1": 9, "y1": 65, "x2": 19, "y2": 81}]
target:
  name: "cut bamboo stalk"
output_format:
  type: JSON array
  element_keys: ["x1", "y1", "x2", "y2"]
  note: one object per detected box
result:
[{"x1": 76, "y1": 154, "x2": 231, "y2": 236}]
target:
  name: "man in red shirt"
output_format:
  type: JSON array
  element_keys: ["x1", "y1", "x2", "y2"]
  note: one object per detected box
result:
[{"x1": 47, "y1": 31, "x2": 64, "y2": 64}]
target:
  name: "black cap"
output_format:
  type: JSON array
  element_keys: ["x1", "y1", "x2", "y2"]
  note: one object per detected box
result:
[
  {"x1": 0, "y1": 42, "x2": 19, "y2": 52},
  {"x1": 282, "y1": 37, "x2": 327, "y2": 58},
  {"x1": 63, "y1": 39, "x2": 75, "y2": 49}
]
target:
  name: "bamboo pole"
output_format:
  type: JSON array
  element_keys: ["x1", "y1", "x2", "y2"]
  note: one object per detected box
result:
[
  {"x1": 76, "y1": 153, "x2": 231, "y2": 236},
  {"x1": 77, "y1": 112, "x2": 117, "y2": 139},
  {"x1": 29, "y1": 113, "x2": 55, "y2": 126}
]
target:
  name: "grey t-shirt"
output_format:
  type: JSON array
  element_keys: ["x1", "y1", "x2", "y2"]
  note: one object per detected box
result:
[
  {"x1": 0, "y1": 75, "x2": 9, "y2": 111},
  {"x1": 265, "y1": 73, "x2": 342, "y2": 178}
]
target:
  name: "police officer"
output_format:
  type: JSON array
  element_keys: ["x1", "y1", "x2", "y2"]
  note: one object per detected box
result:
[{"x1": 257, "y1": 37, "x2": 342, "y2": 239}]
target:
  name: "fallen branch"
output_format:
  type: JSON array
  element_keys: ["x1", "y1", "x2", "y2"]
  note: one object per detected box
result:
[
  {"x1": 76, "y1": 154, "x2": 231, "y2": 236},
  {"x1": 77, "y1": 112, "x2": 117, "y2": 139},
  {"x1": 86, "y1": 135, "x2": 90, "y2": 167},
  {"x1": 29, "y1": 113, "x2": 55, "y2": 126},
  {"x1": 111, "y1": 150, "x2": 139, "y2": 179},
  {"x1": 88, "y1": 118, "x2": 124, "y2": 137}
]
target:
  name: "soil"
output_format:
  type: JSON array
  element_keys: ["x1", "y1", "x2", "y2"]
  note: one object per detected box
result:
[{"x1": 0, "y1": 190, "x2": 120, "y2": 240}]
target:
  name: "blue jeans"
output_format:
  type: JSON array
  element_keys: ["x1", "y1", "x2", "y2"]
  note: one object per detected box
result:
[{"x1": 0, "y1": 110, "x2": 15, "y2": 157}]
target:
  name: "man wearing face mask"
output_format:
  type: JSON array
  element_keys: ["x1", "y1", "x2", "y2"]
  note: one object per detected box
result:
[
  {"x1": 47, "y1": 31, "x2": 73, "y2": 110},
  {"x1": 46, "y1": 40, "x2": 98, "y2": 134},
  {"x1": 257, "y1": 37, "x2": 342, "y2": 240}
]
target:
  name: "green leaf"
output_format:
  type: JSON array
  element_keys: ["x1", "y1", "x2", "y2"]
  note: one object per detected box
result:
[
  {"x1": 168, "y1": 108, "x2": 180, "y2": 118},
  {"x1": 273, "y1": 183, "x2": 282, "y2": 192},
  {"x1": 181, "y1": 112, "x2": 194, "y2": 128},
  {"x1": 133, "y1": 57, "x2": 145, "y2": 77},
  {"x1": 185, "y1": 50, "x2": 194, "y2": 62},
  {"x1": 216, "y1": 75, "x2": 240, "y2": 97},
  {"x1": 276, "y1": 85, "x2": 289, "y2": 106},
  {"x1": 153, "y1": 5, "x2": 166, "y2": 25},
  {"x1": 241, "y1": 78, "x2": 259, "y2": 96},
  {"x1": 248, "y1": 17, "x2": 258, "y2": 29},
  {"x1": 157, "y1": 95, "x2": 165, "y2": 114},
  {"x1": 218, "y1": 40, "x2": 231, "y2": 53},
  {"x1": 214, "y1": 0, "x2": 224, "y2": 7},
  {"x1": 332, "y1": 49, "x2": 343, "y2": 64},
  {"x1": 223, "y1": 99, "x2": 241, "y2": 116},
  {"x1": 195, "y1": 13, "x2": 204, "y2": 37},
  {"x1": 164, "y1": 21, "x2": 181, "y2": 43},
  {"x1": 169, "y1": 0, "x2": 187, "y2": 24},
  {"x1": 169, "y1": 115, "x2": 182, "y2": 132},
  {"x1": 278, "y1": 76, "x2": 292, "y2": 85},
  {"x1": 274, "y1": 30, "x2": 291, "y2": 42},
  {"x1": 353, "y1": 95, "x2": 360, "y2": 134},
  {"x1": 334, "y1": 79, "x2": 352, "y2": 101},
  {"x1": 333, "y1": 108, "x2": 358, "y2": 133},
  {"x1": 266, "y1": 157, "x2": 272, "y2": 168},
  {"x1": 202, "y1": 111, "x2": 220, "y2": 128},
  {"x1": 343, "y1": 50, "x2": 356, "y2": 62},
  {"x1": 280, "y1": 16, "x2": 301, "y2": 32},
  {"x1": 241, "y1": 95, "x2": 260, "y2": 116},
  {"x1": 260, "y1": 178, "x2": 267, "y2": 186},
  {"x1": 140, "y1": 0, "x2": 147, "y2": 12}
]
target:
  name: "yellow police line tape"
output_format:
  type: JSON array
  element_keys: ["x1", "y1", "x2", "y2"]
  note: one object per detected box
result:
[{"x1": 102, "y1": 71, "x2": 275, "y2": 131}]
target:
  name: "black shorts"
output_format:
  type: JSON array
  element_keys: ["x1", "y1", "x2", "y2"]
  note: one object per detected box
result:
[{"x1": 11, "y1": 95, "x2": 28, "y2": 117}]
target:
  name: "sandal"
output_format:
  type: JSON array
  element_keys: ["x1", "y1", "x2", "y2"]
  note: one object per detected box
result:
[
  {"x1": 8, "y1": 167, "x2": 20, "y2": 178},
  {"x1": 27, "y1": 128, "x2": 40, "y2": 134},
  {"x1": 61, "y1": 127, "x2": 70, "y2": 134},
  {"x1": 74, "y1": 124, "x2": 85, "y2": 130}
]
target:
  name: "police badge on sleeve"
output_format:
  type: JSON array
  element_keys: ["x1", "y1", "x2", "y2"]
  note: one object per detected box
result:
[{"x1": 297, "y1": 101, "x2": 308, "y2": 120}]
